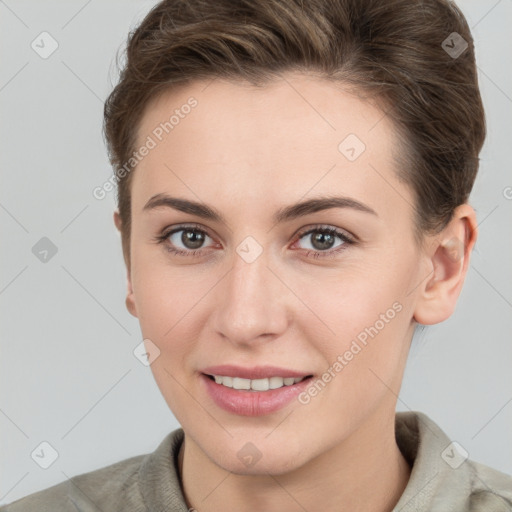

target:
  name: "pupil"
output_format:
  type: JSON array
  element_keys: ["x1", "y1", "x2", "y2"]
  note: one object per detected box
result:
[
  {"x1": 312, "y1": 232, "x2": 334, "y2": 251},
  {"x1": 183, "y1": 230, "x2": 204, "y2": 249},
  {"x1": 180, "y1": 230, "x2": 335, "y2": 251}
]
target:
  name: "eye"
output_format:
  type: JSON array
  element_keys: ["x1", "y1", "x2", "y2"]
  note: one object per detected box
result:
[
  {"x1": 293, "y1": 225, "x2": 355, "y2": 259},
  {"x1": 155, "y1": 224, "x2": 215, "y2": 256},
  {"x1": 154, "y1": 223, "x2": 355, "y2": 259}
]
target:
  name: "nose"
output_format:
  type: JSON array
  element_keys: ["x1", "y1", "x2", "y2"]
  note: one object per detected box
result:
[{"x1": 209, "y1": 242, "x2": 290, "y2": 347}]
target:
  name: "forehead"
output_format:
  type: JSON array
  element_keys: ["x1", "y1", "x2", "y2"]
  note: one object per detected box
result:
[
  {"x1": 131, "y1": 73, "x2": 409, "y2": 220},
  {"x1": 136, "y1": 73, "x2": 392, "y2": 153}
]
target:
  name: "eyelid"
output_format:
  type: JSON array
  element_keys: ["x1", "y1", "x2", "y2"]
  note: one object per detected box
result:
[
  {"x1": 156, "y1": 222, "x2": 356, "y2": 257},
  {"x1": 161, "y1": 222, "x2": 214, "y2": 240},
  {"x1": 294, "y1": 223, "x2": 356, "y2": 243}
]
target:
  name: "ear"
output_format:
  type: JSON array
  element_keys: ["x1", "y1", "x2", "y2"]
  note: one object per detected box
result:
[
  {"x1": 113, "y1": 210, "x2": 138, "y2": 318},
  {"x1": 413, "y1": 204, "x2": 478, "y2": 325}
]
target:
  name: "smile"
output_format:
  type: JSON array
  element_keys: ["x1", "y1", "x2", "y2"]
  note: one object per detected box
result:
[
  {"x1": 206, "y1": 374, "x2": 309, "y2": 391},
  {"x1": 201, "y1": 373, "x2": 314, "y2": 416}
]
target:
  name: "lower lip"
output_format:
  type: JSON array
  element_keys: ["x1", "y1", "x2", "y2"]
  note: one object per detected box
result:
[{"x1": 201, "y1": 373, "x2": 313, "y2": 416}]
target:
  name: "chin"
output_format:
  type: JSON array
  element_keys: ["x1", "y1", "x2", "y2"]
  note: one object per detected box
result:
[{"x1": 205, "y1": 439, "x2": 309, "y2": 477}]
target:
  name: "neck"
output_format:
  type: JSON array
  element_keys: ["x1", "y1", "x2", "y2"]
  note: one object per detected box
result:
[{"x1": 178, "y1": 411, "x2": 411, "y2": 512}]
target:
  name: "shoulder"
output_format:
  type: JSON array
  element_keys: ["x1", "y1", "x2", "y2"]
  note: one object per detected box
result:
[
  {"x1": 394, "y1": 411, "x2": 512, "y2": 511},
  {"x1": 0, "y1": 428, "x2": 186, "y2": 512},
  {"x1": 467, "y1": 459, "x2": 512, "y2": 511},
  {"x1": 0, "y1": 454, "x2": 146, "y2": 512}
]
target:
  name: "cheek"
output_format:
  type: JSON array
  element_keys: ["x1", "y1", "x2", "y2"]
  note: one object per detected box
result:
[
  {"x1": 295, "y1": 260, "x2": 408, "y2": 336},
  {"x1": 294, "y1": 291, "x2": 410, "y2": 429},
  {"x1": 130, "y1": 252, "x2": 219, "y2": 386},
  {"x1": 131, "y1": 265, "x2": 201, "y2": 416},
  {"x1": 131, "y1": 244, "x2": 198, "y2": 333},
  {"x1": 294, "y1": 260, "x2": 413, "y2": 387}
]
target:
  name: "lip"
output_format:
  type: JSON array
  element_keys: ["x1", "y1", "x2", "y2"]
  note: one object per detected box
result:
[
  {"x1": 200, "y1": 371, "x2": 314, "y2": 417},
  {"x1": 201, "y1": 364, "x2": 311, "y2": 380}
]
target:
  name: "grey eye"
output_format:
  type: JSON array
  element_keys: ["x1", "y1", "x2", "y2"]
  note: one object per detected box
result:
[
  {"x1": 298, "y1": 230, "x2": 345, "y2": 251},
  {"x1": 169, "y1": 229, "x2": 212, "y2": 250}
]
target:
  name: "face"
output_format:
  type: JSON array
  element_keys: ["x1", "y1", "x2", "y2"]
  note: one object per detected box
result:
[{"x1": 124, "y1": 72, "x2": 429, "y2": 475}]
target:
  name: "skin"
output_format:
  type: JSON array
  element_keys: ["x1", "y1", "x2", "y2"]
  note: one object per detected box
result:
[{"x1": 114, "y1": 72, "x2": 477, "y2": 512}]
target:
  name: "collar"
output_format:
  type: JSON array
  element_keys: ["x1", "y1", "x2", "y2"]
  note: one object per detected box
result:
[{"x1": 392, "y1": 411, "x2": 473, "y2": 511}]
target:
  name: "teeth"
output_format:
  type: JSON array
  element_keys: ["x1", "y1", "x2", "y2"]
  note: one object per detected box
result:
[
  {"x1": 269, "y1": 376, "x2": 284, "y2": 389},
  {"x1": 210, "y1": 375, "x2": 307, "y2": 391},
  {"x1": 233, "y1": 377, "x2": 251, "y2": 390}
]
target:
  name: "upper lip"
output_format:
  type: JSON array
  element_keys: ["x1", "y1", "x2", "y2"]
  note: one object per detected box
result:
[{"x1": 201, "y1": 365, "x2": 313, "y2": 380}]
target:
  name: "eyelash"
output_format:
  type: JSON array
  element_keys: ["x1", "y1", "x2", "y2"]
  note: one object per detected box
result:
[{"x1": 154, "y1": 223, "x2": 356, "y2": 260}]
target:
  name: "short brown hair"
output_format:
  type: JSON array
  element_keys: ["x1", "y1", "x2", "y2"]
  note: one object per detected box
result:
[{"x1": 103, "y1": 0, "x2": 486, "y2": 263}]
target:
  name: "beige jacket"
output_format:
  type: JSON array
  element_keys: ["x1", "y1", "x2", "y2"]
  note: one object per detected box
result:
[{"x1": 2, "y1": 411, "x2": 511, "y2": 511}]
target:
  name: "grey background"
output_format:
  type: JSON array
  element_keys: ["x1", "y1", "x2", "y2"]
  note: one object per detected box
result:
[{"x1": 1, "y1": 0, "x2": 511, "y2": 504}]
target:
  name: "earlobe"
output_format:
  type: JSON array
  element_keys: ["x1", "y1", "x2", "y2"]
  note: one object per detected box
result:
[
  {"x1": 113, "y1": 210, "x2": 122, "y2": 232},
  {"x1": 125, "y1": 275, "x2": 138, "y2": 318},
  {"x1": 124, "y1": 248, "x2": 138, "y2": 318},
  {"x1": 413, "y1": 204, "x2": 478, "y2": 325}
]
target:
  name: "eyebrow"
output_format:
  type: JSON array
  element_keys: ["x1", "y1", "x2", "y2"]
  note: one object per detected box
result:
[{"x1": 143, "y1": 193, "x2": 378, "y2": 224}]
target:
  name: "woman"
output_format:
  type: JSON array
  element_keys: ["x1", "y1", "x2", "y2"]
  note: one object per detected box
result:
[{"x1": 3, "y1": 0, "x2": 511, "y2": 510}]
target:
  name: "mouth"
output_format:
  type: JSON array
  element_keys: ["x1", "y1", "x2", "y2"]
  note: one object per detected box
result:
[
  {"x1": 200, "y1": 370, "x2": 315, "y2": 416},
  {"x1": 203, "y1": 373, "x2": 314, "y2": 391}
]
